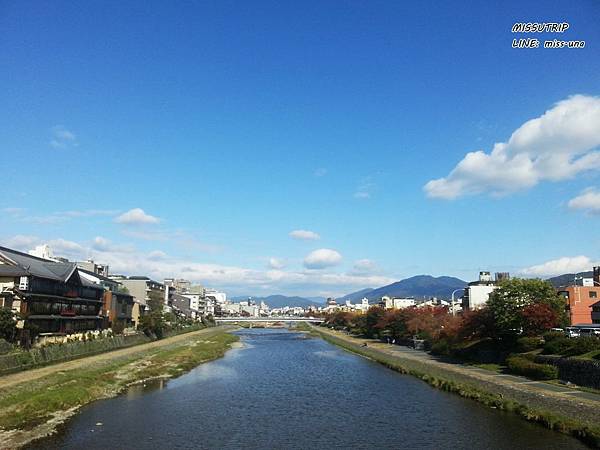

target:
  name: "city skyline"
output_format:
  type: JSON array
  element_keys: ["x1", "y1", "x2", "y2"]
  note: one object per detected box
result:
[{"x1": 2, "y1": 1, "x2": 600, "y2": 296}]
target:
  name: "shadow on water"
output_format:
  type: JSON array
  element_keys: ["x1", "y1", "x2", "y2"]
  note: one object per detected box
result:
[{"x1": 26, "y1": 328, "x2": 587, "y2": 450}]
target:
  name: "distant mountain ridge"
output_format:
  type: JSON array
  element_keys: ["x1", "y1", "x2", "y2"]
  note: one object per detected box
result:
[
  {"x1": 546, "y1": 271, "x2": 593, "y2": 288},
  {"x1": 354, "y1": 275, "x2": 467, "y2": 300},
  {"x1": 230, "y1": 294, "x2": 322, "y2": 308},
  {"x1": 337, "y1": 288, "x2": 374, "y2": 303}
]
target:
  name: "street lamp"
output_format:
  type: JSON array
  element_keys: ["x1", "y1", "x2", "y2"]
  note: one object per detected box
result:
[{"x1": 450, "y1": 288, "x2": 464, "y2": 316}]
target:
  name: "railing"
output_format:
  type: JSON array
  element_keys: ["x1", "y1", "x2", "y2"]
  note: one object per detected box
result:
[{"x1": 214, "y1": 316, "x2": 325, "y2": 323}]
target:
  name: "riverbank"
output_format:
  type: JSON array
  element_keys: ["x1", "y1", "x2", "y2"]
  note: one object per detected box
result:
[
  {"x1": 309, "y1": 325, "x2": 600, "y2": 448},
  {"x1": 0, "y1": 327, "x2": 239, "y2": 450}
]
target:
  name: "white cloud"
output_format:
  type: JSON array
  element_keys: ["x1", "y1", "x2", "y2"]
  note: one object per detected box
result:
[
  {"x1": 3, "y1": 235, "x2": 393, "y2": 296},
  {"x1": 425, "y1": 95, "x2": 600, "y2": 199},
  {"x1": 289, "y1": 229, "x2": 320, "y2": 241},
  {"x1": 114, "y1": 208, "x2": 160, "y2": 225},
  {"x1": 521, "y1": 255, "x2": 599, "y2": 277},
  {"x1": 50, "y1": 125, "x2": 78, "y2": 149},
  {"x1": 304, "y1": 248, "x2": 342, "y2": 269},
  {"x1": 314, "y1": 168, "x2": 327, "y2": 177},
  {"x1": 2, "y1": 235, "x2": 40, "y2": 251},
  {"x1": 46, "y1": 238, "x2": 87, "y2": 260},
  {"x1": 268, "y1": 257, "x2": 286, "y2": 269},
  {"x1": 350, "y1": 258, "x2": 378, "y2": 275},
  {"x1": 92, "y1": 236, "x2": 112, "y2": 251},
  {"x1": 568, "y1": 187, "x2": 600, "y2": 215},
  {"x1": 148, "y1": 250, "x2": 168, "y2": 261}
]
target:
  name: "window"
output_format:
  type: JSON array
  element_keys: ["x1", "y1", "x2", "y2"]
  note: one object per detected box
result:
[{"x1": 590, "y1": 291, "x2": 597, "y2": 298}]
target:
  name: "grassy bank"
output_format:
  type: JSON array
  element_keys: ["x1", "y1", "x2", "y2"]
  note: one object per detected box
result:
[
  {"x1": 0, "y1": 330, "x2": 238, "y2": 449},
  {"x1": 311, "y1": 326, "x2": 600, "y2": 448}
]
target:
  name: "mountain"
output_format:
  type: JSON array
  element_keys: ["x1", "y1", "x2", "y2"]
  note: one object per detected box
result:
[
  {"x1": 230, "y1": 295, "x2": 322, "y2": 308},
  {"x1": 358, "y1": 275, "x2": 467, "y2": 300},
  {"x1": 337, "y1": 288, "x2": 374, "y2": 303},
  {"x1": 546, "y1": 271, "x2": 593, "y2": 288}
]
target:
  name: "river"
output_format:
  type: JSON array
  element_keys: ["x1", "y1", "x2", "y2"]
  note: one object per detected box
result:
[{"x1": 28, "y1": 329, "x2": 585, "y2": 449}]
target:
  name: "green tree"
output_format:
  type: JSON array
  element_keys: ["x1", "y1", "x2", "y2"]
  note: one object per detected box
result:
[
  {"x1": 363, "y1": 306, "x2": 385, "y2": 338},
  {"x1": 139, "y1": 291, "x2": 167, "y2": 338},
  {"x1": 0, "y1": 308, "x2": 17, "y2": 342},
  {"x1": 487, "y1": 278, "x2": 567, "y2": 337}
]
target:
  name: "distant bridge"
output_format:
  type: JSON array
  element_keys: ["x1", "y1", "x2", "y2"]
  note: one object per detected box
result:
[{"x1": 215, "y1": 316, "x2": 325, "y2": 323}]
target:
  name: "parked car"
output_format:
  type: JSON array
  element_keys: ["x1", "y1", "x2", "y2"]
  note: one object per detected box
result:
[
  {"x1": 578, "y1": 327, "x2": 600, "y2": 337},
  {"x1": 565, "y1": 327, "x2": 580, "y2": 338}
]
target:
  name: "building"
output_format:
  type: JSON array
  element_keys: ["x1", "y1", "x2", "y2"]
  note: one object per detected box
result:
[
  {"x1": 557, "y1": 267, "x2": 600, "y2": 325},
  {"x1": 381, "y1": 296, "x2": 416, "y2": 310},
  {"x1": 591, "y1": 301, "x2": 600, "y2": 325},
  {"x1": 78, "y1": 269, "x2": 133, "y2": 331},
  {"x1": 171, "y1": 293, "x2": 196, "y2": 319},
  {"x1": 205, "y1": 289, "x2": 227, "y2": 316},
  {"x1": 182, "y1": 293, "x2": 207, "y2": 316},
  {"x1": 76, "y1": 259, "x2": 109, "y2": 278},
  {"x1": 558, "y1": 286, "x2": 599, "y2": 325},
  {"x1": 113, "y1": 276, "x2": 165, "y2": 326},
  {"x1": 462, "y1": 271, "x2": 501, "y2": 310},
  {"x1": 163, "y1": 278, "x2": 192, "y2": 294},
  {"x1": 0, "y1": 245, "x2": 105, "y2": 342}
]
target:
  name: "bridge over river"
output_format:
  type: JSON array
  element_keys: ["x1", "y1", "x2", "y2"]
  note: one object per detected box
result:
[{"x1": 214, "y1": 316, "x2": 324, "y2": 323}]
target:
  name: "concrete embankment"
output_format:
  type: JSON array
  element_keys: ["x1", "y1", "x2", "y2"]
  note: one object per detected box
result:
[
  {"x1": 0, "y1": 326, "x2": 238, "y2": 449},
  {"x1": 310, "y1": 326, "x2": 600, "y2": 448}
]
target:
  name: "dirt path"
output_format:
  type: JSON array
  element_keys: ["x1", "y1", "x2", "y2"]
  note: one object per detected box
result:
[{"x1": 0, "y1": 326, "x2": 235, "y2": 389}]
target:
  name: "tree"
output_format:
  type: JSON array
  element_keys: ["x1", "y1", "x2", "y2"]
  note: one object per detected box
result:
[
  {"x1": 139, "y1": 291, "x2": 167, "y2": 338},
  {"x1": 363, "y1": 306, "x2": 385, "y2": 338},
  {"x1": 459, "y1": 307, "x2": 495, "y2": 340},
  {"x1": 521, "y1": 303, "x2": 559, "y2": 336},
  {"x1": 0, "y1": 308, "x2": 17, "y2": 342},
  {"x1": 487, "y1": 278, "x2": 567, "y2": 337}
]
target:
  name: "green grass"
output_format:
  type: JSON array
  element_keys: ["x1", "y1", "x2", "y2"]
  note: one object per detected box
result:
[
  {"x1": 471, "y1": 363, "x2": 504, "y2": 373},
  {"x1": 0, "y1": 331, "x2": 238, "y2": 433},
  {"x1": 575, "y1": 349, "x2": 600, "y2": 360}
]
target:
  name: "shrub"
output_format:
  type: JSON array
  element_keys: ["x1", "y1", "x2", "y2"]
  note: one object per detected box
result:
[
  {"x1": 542, "y1": 331, "x2": 565, "y2": 343},
  {"x1": 452, "y1": 338, "x2": 502, "y2": 363},
  {"x1": 543, "y1": 337, "x2": 574, "y2": 355},
  {"x1": 516, "y1": 336, "x2": 542, "y2": 353},
  {"x1": 563, "y1": 336, "x2": 600, "y2": 356},
  {"x1": 506, "y1": 355, "x2": 559, "y2": 380},
  {"x1": 430, "y1": 339, "x2": 451, "y2": 356}
]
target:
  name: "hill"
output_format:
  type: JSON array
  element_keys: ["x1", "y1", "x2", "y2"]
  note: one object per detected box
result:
[
  {"x1": 359, "y1": 275, "x2": 467, "y2": 300},
  {"x1": 230, "y1": 295, "x2": 322, "y2": 308},
  {"x1": 546, "y1": 271, "x2": 593, "y2": 288},
  {"x1": 337, "y1": 288, "x2": 374, "y2": 303}
]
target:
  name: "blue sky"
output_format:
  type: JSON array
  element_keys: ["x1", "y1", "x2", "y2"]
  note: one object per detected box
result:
[{"x1": 1, "y1": 1, "x2": 600, "y2": 296}]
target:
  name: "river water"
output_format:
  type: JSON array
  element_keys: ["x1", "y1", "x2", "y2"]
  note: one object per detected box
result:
[{"x1": 29, "y1": 329, "x2": 584, "y2": 449}]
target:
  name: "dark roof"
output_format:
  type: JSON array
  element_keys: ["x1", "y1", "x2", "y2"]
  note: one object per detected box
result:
[
  {"x1": 0, "y1": 245, "x2": 78, "y2": 282},
  {"x1": 77, "y1": 267, "x2": 117, "y2": 284},
  {"x1": 112, "y1": 290, "x2": 133, "y2": 300}
]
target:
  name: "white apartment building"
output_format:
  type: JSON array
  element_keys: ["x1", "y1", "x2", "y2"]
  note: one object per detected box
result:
[
  {"x1": 381, "y1": 296, "x2": 416, "y2": 309},
  {"x1": 462, "y1": 271, "x2": 505, "y2": 310}
]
